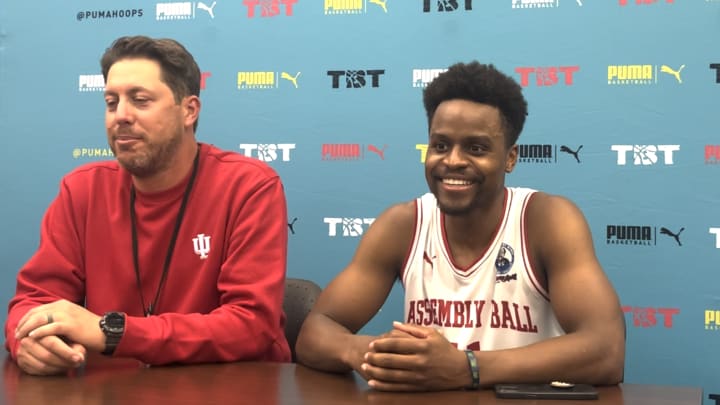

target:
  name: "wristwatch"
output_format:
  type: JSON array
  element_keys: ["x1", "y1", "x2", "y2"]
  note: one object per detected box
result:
[{"x1": 99, "y1": 312, "x2": 125, "y2": 356}]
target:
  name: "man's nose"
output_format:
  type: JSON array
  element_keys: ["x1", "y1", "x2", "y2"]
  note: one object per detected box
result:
[
  {"x1": 113, "y1": 99, "x2": 134, "y2": 124},
  {"x1": 444, "y1": 146, "x2": 468, "y2": 167}
]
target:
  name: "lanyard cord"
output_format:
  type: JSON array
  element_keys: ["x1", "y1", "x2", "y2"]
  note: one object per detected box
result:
[{"x1": 129, "y1": 148, "x2": 200, "y2": 317}]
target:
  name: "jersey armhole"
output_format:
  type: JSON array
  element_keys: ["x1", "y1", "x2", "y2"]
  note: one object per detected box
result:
[
  {"x1": 400, "y1": 199, "x2": 421, "y2": 286},
  {"x1": 520, "y1": 192, "x2": 550, "y2": 301}
]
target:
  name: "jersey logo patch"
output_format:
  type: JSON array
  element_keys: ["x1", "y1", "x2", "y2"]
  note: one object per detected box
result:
[{"x1": 495, "y1": 243, "x2": 514, "y2": 275}]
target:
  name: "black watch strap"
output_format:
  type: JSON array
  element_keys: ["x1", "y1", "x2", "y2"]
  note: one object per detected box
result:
[{"x1": 99, "y1": 312, "x2": 125, "y2": 356}]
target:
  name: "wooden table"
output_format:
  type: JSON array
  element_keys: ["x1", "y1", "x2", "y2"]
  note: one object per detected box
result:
[{"x1": 1, "y1": 354, "x2": 702, "y2": 405}]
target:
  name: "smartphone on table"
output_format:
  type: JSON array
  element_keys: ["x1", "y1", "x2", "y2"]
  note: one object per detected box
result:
[{"x1": 494, "y1": 382, "x2": 599, "y2": 400}]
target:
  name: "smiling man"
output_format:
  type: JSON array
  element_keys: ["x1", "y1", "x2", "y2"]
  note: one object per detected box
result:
[
  {"x1": 296, "y1": 61, "x2": 625, "y2": 391},
  {"x1": 5, "y1": 36, "x2": 290, "y2": 375}
]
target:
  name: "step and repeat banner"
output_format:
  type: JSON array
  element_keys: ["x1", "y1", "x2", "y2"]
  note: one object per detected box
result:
[{"x1": 0, "y1": 0, "x2": 718, "y2": 401}]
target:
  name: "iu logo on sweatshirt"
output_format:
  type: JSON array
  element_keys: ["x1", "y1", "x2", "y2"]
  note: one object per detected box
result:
[{"x1": 193, "y1": 234, "x2": 211, "y2": 259}]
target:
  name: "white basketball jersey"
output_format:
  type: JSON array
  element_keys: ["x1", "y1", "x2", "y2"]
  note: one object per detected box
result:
[{"x1": 401, "y1": 187, "x2": 565, "y2": 351}]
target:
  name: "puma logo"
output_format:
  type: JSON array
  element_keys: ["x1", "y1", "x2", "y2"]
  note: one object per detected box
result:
[
  {"x1": 660, "y1": 227, "x2": 684, "y2": 246},
  {"x1": 281, "y1": 71, "x2": 301, "y2": 88},
  {"x1": 197, "y1": 1, "x2": 217, "y2": 18},
  {"x1": 369, "y1": 0, "x2": 388, "y2": 12},
  {"x1": 560, "y1": 145, "x2": 583, "y2": 163},
  {"x1": 288, "y1": 217, "x2": 298, "y2": 235},
  {"x1": 368, "y1": 144, "x2": 387, "y2": 160},
  {"x1": 660, "y1": 64, "x2": 685, "y2": 84}
]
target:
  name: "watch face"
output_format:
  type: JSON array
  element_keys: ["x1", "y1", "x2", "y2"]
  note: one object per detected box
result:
[{"x1": 104, "y1": 313, "x2": 125, "y2": 334}]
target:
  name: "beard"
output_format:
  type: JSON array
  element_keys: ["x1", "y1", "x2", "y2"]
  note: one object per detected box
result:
[
  {"x1": 110, "y1": 131, "x2": 183, "y2": 178},
  {"x1": 434, "y1": 195, "x2": 482, "y2": 216},
  {"x1": 426, "y1": 171, "x2": 486, "y2": 216}
]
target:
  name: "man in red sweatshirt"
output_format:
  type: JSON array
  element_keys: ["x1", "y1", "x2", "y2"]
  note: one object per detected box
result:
[{"x1": 5, "y1": 36, "x2": 291, "y2": 375}]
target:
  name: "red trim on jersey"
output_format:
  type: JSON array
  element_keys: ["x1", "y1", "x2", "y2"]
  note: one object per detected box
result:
[
  {"x1": 423, "y1": 251, "x2": 433, "y2": 265},
  {"x1": 399, "y1": 199, "x2": 421, "y2": 284},
  {"x1": 521, "y1": 192, "x2": 550, "y2": 301},
  {"x1": 440, "y1": 188, "x2": 510, "y2": 275}
]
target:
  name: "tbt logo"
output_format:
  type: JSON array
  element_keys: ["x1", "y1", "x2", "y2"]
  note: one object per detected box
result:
[
  {"x1": 412, "y1": 68, "x2": 447, "y2": 88},
  {"x1": 324, "y1": 0, "x2": 388, "y2": 14},
  {"x1": 512, "y1": 0, "x2": 560, "y2": 9},
  {"x1": 237, "y1": 71, "x2": 300, "y2": 89},
  {"x1": 611, "y1": 145, "x2": 680, "y2": 165},
  {"x1": 324, "y1": 217, "x2": 376, "y2": 237},
  {"x1": 705, "y1": 310, "x2": 720, "y2": 331},
  {"x1": 242, "y1": 0, "x2": 297, "y2": 17},
  {"x1": 239, "y1": 144, "x2": 296, "y2": 162},
  {"x1": 78, "y1": 75, "x2": 105, "y2": 92},
  {"x1": 321, "y1": 144, "x2": 387, "y2": 160},
  {"x1": 622, "y1": 306, "x2": 679, "y2": 328},
  {"x1": 423, "y1": 0, "x2": 473, "y2": 12},
  {"x1": 516, "y1": 66, "x2": 579, "y2": 87},
  {"x1": 327, "y1": 70, "x2": 385, "y2": 89}
]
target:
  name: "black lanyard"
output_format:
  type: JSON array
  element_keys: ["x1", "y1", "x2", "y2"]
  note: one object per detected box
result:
[{"x1": 129, "y1": 148, "x2": 200, "y2": 317}]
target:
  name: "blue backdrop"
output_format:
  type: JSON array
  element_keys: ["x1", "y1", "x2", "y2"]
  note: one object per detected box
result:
[{"x1": 0, "y1": 0, "x2": 717, "y2": 402}]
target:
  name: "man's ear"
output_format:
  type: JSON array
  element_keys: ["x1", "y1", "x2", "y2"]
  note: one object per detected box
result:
[
  {"x1": 183, "y1": 95, "x2": 201, "y2": 129},
  {"x1": 505, "y1": 144, "x2": 518, "y2": 173}
]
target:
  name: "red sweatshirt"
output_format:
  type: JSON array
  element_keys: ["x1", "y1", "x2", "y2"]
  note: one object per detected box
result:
[{"x1": 5, "y1": 143, "x2": 290, "y2": 364}]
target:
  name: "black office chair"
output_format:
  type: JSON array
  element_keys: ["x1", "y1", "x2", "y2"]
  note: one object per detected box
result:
[{"x1": 283, "y1": 278, "x2": 322, "y2": 362}]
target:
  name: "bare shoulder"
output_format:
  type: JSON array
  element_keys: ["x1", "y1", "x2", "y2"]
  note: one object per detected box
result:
[
  {"x1": 524, "y1": 191, "x2": 598, "y2": 274},
  {"x1": 375, "y1": 200, "x2": 416, "y2": 231},
  {"x1": 356, "y1": 199, "x2": 418, "y2": 270},
  {"x1": 525, "y1": 192, "x2": 588, "y2": 230},
  {"x1": 367, "y1": 200, "x2": 417, "y2": 243}
]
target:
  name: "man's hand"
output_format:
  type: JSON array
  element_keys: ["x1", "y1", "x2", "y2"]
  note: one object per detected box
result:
[
  {"x1": 16, "y1": 335, "x2": 87, "y2": 375},
  {"x1": 361, "y1": 321, "x2": 470, "y2": 391},
  {"x1": 15, "y1": 300, "x2": 105, "y2": 354},
  {"x1": 348, "y1": 327, "x2": 416, "y2": 381}
]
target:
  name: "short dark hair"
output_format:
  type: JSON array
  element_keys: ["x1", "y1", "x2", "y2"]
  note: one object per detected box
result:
[
  {"x1": 423, "y1": 61, "x2": 528, "y2": 146},
  {"x1": 101, "y1": 36, "x2": 201, "y2": 131}
]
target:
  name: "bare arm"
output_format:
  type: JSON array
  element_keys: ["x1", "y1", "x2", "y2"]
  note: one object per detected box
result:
[
  {"x1": 295, "y1": 202, "x2": 416, "y2": 373},
  {"x1": 474, "y1": 193, "x2": 625, "y2": 386}
]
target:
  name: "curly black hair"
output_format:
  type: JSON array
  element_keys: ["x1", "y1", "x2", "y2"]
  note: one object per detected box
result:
[{"x1": 423, "y1": 61, "x2": 528, "y2": 146}]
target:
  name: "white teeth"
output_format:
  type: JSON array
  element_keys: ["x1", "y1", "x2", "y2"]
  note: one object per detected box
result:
[{"x1": 442, "y1": 178, "x2": 471, "y2": 186}]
